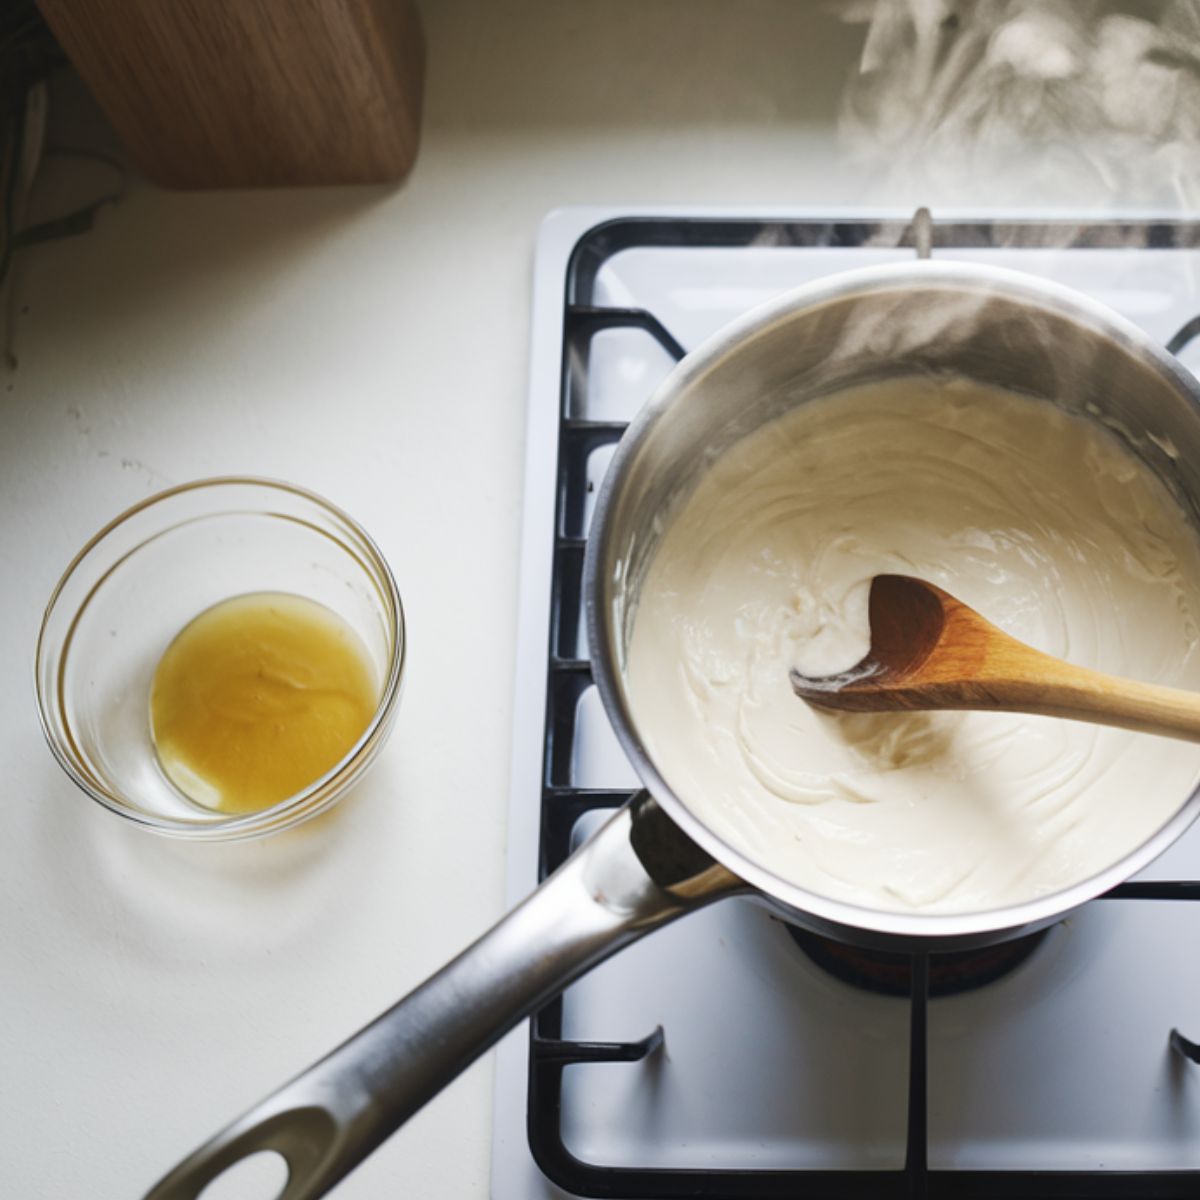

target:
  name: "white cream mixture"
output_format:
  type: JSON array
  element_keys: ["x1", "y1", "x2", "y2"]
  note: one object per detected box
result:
[{"x1": 624, "y1": 377, "x2": 1200, "y2": 914}]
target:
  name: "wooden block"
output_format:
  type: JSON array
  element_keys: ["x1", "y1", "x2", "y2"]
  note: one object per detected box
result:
[{"x1": 36, "y1": 0, "x2": 425, "y2": 188}]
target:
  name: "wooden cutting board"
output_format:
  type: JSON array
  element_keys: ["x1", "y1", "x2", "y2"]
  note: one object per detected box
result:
[{"x1": 36, "y1": 0, "x2": 425, "y2": 188}]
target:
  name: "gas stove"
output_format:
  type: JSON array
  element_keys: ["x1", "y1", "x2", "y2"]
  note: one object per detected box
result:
[{"x1": 492, "y1": 209, "x2": 1200, "y2": 1199}]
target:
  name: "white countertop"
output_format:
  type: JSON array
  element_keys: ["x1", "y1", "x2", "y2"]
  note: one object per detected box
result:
[{"x1": 0, "y1": 3, "x2": 1173, "y2": 1197}]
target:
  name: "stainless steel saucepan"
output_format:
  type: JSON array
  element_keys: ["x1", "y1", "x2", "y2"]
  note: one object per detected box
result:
[{"x1": 147, "y1": 262, "x2": 1200, "y2": 1200}]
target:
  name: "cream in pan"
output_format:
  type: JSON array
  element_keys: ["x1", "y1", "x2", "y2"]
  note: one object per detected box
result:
[{"x1": 624, "y1": 377, "x2": 1200, "y2": 914}]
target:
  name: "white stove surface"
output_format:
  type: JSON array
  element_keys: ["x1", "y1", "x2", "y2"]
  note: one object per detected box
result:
[{"x1": 492, "y1": 208, "x2": 1200, "y2": 1199}]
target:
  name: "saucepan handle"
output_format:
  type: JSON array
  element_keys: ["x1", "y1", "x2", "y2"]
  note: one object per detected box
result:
[{"x1": 143, "y1": 792, "x2": 742, "y2": 1200}]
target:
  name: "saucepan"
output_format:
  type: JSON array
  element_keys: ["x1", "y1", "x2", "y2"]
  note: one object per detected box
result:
[{"x1": 147, "y1": 261, "x2": 1200, "y2": 1200}]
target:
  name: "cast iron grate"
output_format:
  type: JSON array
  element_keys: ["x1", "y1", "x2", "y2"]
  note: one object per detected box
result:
[{"x1": 529, "y1": 214, "x2": 1200, "y2": 1199}]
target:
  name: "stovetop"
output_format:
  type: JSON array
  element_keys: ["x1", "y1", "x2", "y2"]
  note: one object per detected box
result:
[{"x1": 492, "y1": 209, "x2": 1200, "y2": 1200}]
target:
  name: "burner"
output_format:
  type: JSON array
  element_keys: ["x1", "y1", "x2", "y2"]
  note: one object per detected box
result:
[{"x1": 784, "y1": 923, "x2": 1050, "y2": 997}]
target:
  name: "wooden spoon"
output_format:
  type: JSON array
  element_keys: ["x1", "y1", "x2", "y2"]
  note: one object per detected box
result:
[{"x1": 790, "y1": 574, "x2": 1200, "y2": 742}]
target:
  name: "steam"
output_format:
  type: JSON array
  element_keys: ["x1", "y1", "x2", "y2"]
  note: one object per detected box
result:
[{"x1": 835, "y1": 0, "x2": 1200, "y2": 211}]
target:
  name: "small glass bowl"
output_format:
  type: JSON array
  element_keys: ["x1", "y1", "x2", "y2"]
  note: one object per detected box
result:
[{"x1": 35, "y1": 477, "x2": 405, "y2": 840}]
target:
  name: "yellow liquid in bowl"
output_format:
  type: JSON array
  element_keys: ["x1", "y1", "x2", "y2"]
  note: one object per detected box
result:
[{"x1": 150, "y1": 592, "x2": 380, "y2": 814}]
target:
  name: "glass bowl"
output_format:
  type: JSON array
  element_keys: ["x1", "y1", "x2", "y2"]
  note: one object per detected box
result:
[{"x1": 35, "y1": 477, "x2": 405, "y2": 840}]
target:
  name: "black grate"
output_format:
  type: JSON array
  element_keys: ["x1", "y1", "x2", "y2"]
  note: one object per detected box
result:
[{"x1": 528, "y1": 215, "x2": 1200, "y2": 1199}]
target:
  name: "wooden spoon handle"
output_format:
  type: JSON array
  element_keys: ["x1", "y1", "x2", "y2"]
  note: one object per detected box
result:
[{"x1": 977, "y1": 661, "x2": 1200, "y2": 742}]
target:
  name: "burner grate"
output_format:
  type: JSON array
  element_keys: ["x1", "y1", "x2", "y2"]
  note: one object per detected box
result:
[{"x1": 527, "y1": 214, "x2": 1200, "y2": 1199}]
